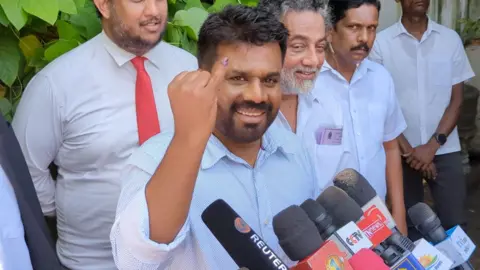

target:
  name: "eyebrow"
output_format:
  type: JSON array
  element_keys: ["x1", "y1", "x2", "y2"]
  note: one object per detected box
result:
[
  {"x1": 230, "y1": 70, "x2": 281, "y2": 78},
  {"x1": 289, "y1": 35, "x2": 327, "y2": 42}
]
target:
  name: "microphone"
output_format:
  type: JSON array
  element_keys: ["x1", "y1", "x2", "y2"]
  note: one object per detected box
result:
[
  {"x1": 273, "y1": 205, "x2": 353, "y2": 270},
  {"x1": 333, "y1": 169, "x2": 414, "y2": 252},
  {"x1": 201, "y1": 199, "x2": 289, "y2": 270},
  {"x1": 356, "y1": 206, "x2": 394, "y2": 247},
  {"x1": 348, "y1": 248, "x2": 389, "y2": 270},
  {"x1": 408, "y1": 202, "x2": 476, "y2": 269},
  {"x1": 315, "y1": 187, "x2": 374, "y2": 255}
]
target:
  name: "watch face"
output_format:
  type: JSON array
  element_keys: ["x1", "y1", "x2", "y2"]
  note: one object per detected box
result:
[{"x1": 438, "y1": 134, "x2": 447, "y2": 144}]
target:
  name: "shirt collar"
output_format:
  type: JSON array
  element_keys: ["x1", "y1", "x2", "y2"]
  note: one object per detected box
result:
[
  {"x1": 100, "y1": 31, "x2": 163, "y2": 68},
  {"x1": 200, "y1": 126, "x2": 297, "y2": 169},
  {"x1": 391, "y1": 16, "x2": 441, "y2": 39}
]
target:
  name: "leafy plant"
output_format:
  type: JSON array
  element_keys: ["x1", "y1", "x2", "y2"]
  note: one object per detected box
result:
[
  {"x1": 457, "y1": 18, "x2": 480, "y2": 46},
  {"x1": 0, "y1": 0, "x2": 258, "y2": 122}
]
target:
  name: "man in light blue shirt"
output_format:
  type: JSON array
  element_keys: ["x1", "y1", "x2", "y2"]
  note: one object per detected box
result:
[{"x1": 110, "y1": 5, "x2": 326, "y2": 270}]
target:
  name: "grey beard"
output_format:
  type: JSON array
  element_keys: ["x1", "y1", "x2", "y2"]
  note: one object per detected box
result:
[{"x1": 280, "y1": 70, "x2": 316, "y2": 95}]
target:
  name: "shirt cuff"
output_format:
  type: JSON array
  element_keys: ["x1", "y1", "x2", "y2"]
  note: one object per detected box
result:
[
  {"x1": 117, "y1": 187, "x2": 190, "y2": 264},
  {"x1": 453, "y1": 71, "x2": 475, "y2": 85},
  {"x1": 383, "y1": 123, "x2": 407, "y2": 142}
]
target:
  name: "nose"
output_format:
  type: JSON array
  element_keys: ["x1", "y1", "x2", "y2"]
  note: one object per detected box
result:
[
  {"x1": 301, "y1": 46, "x2": 321, "y2": 68},
  {"x1": 357, "y1": 28, "x2": 368, "y2": 44},
  {"x1": 144, "y1": 0, "x2": 161, "y2": 16},
  {"x1": 243, "y1": 80, "x2": 267, "y2": 104}
]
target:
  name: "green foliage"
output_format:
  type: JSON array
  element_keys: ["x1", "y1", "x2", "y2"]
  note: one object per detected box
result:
[
  {"x1": 0, "y1": 0, "x2": 258, "y2": 122},
  {"x1": 457, "y1": 18, "x2": 480, "y2": 46}
]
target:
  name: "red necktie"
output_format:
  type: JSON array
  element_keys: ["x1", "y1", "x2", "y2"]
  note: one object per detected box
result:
[{"x1": 131, "y1": 56, "x2": 160, "y2": 145}]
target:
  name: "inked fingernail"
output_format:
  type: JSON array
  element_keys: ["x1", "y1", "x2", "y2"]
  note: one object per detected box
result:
[{"x1": 222, "y1": 57, "x2": 228, "y2": 66}]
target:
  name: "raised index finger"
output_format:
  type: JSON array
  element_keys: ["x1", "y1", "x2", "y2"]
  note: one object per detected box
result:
[{"x1": 206, "y1": 57, "x2": 228, "y2": 89}]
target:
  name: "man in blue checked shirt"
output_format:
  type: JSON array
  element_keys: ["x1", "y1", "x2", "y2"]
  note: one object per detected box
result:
[{"x1": 110, "y1": 5, "x2": 330, "y2": 270}]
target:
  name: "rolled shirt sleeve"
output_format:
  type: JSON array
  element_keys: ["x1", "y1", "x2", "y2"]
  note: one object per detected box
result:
[{"x1": 110, "y1": 134, "x2": 195, "y2": 269}]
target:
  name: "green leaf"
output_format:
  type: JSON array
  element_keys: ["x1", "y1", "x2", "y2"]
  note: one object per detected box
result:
[
  {"x1": 0, "y1": 97, "x2": 12, "y2": 120},
  {"x1": 168, "y1": 0, "x2": 175, "y2": 4},
  {"x1": 68, "y1": 4, "x2": 101, "y2": 39},
  {"x1": 29, "y1": 47, "x2": 48, "y2": 69},
  {"x1": 19, "y1": 34, "x2": 42, "y2": 61},
  {"x1": 240, "y1": 0, "x2": 258, "y2": 7},
  {"x1": 56, "y1": 19, "x2": 82, "y2": 41},
  {"x1": 0, "y1": 5, "x2": 9, "y2": 26},
  {"x1": 73, "y1": 0, "x2": 85, "y2": 9},
  {"x1": 180, "y1": 30, "x2": 196, "y2": 56},
  {"x1": 172, "y1": 7, "x2": 208, "y2": 41},
  {"x1": 0, "y1": 0, "x2": 28, "y2": 30},
  {"x1": 58, "y1": 0, "x2": 77, "y2": 14},
  {"x1": 207, "y1": 0, "x2": 239, "y2": 13},
  {"x1": 184, "y1": 0, "x2": 204, "y2": 10},
  {"x1": 44, "y1": 39, "x2": 78, "y2": 61},
  {"x1": 164, "y1": 22, "x2": 182, "y2": 46},
  {"x1": 21, "y1": 0, "x2": 59, "y2": 25},
  {"x1": 0, "y1": 33, "x2": 21, "y2": 86}
]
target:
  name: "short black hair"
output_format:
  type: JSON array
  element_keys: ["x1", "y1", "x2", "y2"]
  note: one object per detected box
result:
[
  {"x1": 329, "y1": 0, "x2": 381, "y2": 26},
  {"x1": 197, "y1": 5, "x2": 289, "y2": 70}
]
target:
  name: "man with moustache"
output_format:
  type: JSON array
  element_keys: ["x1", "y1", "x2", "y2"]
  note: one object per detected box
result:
[
  {"x1": 370, "y1": 0, "x2": 474, "y2": 240},
  {"x1": 258, "y1": 0, "x2": 343, "y2": 184},
  {"x1": 11, "y1": 0, "x2": 197, "y2": 268},
  {"x1": 110, "y1": 5, "x2": 323, "y2": 269},
  {"x1": 314, "y1": 0, "x2": 409, "y2": 234}
]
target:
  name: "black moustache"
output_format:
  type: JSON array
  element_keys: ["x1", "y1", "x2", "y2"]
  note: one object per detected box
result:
[
  {"x1": 351, "y1": 45, "x2": 369, "y2": 51},
  {"x1": 233, "y1": 102, "x2": 272, "y2": 112}
]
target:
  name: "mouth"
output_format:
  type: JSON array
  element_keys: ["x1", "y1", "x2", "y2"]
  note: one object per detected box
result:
[
  {"x1": 141, "y1": 22, "x2": 162, "y2": 33},
  {"x1": 235, "y1": 108, "x2": 266, "y2": 124},
  {"x1": 352, "y1": 49, "x2": 368, "y2": 55},
  {"x1": 295, "y1": 71, "x2": 316, "y2": 80}
]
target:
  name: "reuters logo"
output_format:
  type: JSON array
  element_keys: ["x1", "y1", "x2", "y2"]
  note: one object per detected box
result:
[
  {"x1": 326, "y1": 255, "x2": 344, "y2": 270},
  {"x1": 234, "y1": 217, "x2": 251, "y2": 234}
]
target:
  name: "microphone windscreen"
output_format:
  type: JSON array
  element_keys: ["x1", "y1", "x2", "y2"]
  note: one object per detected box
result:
[
  {"x1": 273, "y1": 205, "x2": 323, "y2": 261},
  {"x1": 349, "y1": 248, "x2": 389, "y2": 269},
  {"x1": 407, "y1": 202, "x2": 446, "y2": 243},
  {"x1": 333, "y1": 168, "x2": 377, "y2": 206},
  {"x1": 300, "y1": 199, "x2": 333, "y2": 232},
  {"x1": 316, "y1": 186, "x2": 364, "y2": 227}
]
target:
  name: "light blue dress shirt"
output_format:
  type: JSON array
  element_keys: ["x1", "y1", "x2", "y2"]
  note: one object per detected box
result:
[
  {"x1": 110, "y1": 125, "x2": 327, "y2": 269},
  {"x1": 0, "y1": 166, "x2": 33, "y2": 270}
]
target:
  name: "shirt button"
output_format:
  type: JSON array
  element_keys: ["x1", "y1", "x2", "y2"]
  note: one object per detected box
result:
[
  {"x1": 356, "y1": 132, "x2": 360, "y2": 136},
  {"x1": 264, "y1": 219, "x2": 269, "y2": 225}
]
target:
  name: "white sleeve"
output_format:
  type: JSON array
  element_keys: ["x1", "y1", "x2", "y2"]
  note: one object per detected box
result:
[
  {"x1": 110, "y1": 135, "x2": 195, "y2": 269},
  {"x1": 11, "y1": 74, "x2": 62, "y2": 216},
  {"x1": 451, "y1": 33, "x2": 475, "y2": 85},
  {"x1": 383, "y1": 75, "x2": 407, "y2": 142}
]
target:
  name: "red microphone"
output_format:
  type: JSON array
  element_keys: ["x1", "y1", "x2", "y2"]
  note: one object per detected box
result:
[
  {"x1": 348, "y1": 248, "x2": 389, "y2": 270},
  {"x1": 356, "y1": 206, "x2": 393, "y2": 247}
]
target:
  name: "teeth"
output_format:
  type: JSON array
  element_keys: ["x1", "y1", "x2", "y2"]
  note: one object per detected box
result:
[{"x1": 237, "y1": 110, "x2": 263, "y2": 117}]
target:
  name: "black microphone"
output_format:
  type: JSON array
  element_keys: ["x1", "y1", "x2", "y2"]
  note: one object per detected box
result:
[
  {"x1": 300, "y1": 199, "x2": 336, "y2": 240},
  {"x1": 408, "y1": 202, "x2": 475, "y2": 270},
  {"x1": 316, "y1": 186, "x2": 364, "y2": 228},
  {"x1": 201, "y1": 199, "x2": 289, "y2": 270}
]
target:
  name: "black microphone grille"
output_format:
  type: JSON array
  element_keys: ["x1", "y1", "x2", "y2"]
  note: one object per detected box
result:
[
  {"x1": 407, "y1": 202, "x2": 437, "y2": 228},
  {"x1": 273, "y1": 205, "x2": 322, "y2": 261},
  {"x1": 333, "y1": 168, "x2": 377, "y2": 207},
  {"x1": 316, "y1": 186, "x2": 364, "y2": 228}
]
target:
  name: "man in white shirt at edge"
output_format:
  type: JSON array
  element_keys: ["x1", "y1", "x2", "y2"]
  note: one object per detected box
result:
[
  {"x1": 370, "y1": 0, "x2": 475, "y2": 240},
  {"x1": 257, "y1": 0, "x2": 344, "y2": 185},
  {"x1": 0, "y1": 166, "x2": 33, "y2": 270},
  {"x1": 11, "y1": 0, "x2": 197, "y2": 268},
  {"x1": 313, "y1": 0, "x2": 408, "y2": 234},
  {"x1": 110, "y1": 6, "x2": 324, "y2": 269}
]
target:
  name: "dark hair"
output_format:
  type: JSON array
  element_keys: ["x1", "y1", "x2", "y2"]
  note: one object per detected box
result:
[
  {"x1": 197, "y1": 5, "x2": 289, "y2": 70},
  {"x1": 329, "y1": 0, "x2": 381, "y2": 26},
  {"x1": 257, "y1": 0, "x2": 332, "y2": 30}
]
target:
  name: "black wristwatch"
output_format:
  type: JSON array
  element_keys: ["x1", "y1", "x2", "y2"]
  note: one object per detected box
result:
[{"x1": 433, "y1": 133, "x2": 447, "y2": 146}]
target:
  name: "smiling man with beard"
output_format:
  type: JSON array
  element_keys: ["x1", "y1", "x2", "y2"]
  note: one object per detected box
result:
[
  {"x1": 257, "y1": 0, "x2": 343, "y2": 186},
  {"x1": 110, "y1": 5, "x2": 324, "y2": 269},
  {"x1": 312, "y1": 0, "x2": 409, "y2": 235},
  {"x1": 370, "y1": 0, "x2": 474, "y2": 240},
  {"x1": 11, "y1": 0, "x2": 197, "y2": 269}
]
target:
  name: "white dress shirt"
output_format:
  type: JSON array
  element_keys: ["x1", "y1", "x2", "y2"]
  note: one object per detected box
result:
[
  {"x1": 303, "y1": 60, "x2": 407, "y2": 200},
  {"x1": 370, "y1": 19, "x2": 475, "y2": 155},
  {"x1": 0, "y1": 165, "x2": 33, "y2": 270},
  {"x1": 12, "y1": 31, "x2": 198, "y2": 269},
  {"x1": 110, "y1": 125, "x2": 325, "y2": 269}
]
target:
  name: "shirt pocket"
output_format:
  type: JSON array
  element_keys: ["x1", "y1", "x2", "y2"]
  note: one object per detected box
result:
[{"x1": 429, "y1": 60, "x2": 452, "y2": 87}]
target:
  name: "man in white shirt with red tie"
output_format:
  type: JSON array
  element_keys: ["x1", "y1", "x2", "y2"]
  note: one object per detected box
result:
[{"x1": 11, "y1": 0, "x2": 197, "y2": 268}]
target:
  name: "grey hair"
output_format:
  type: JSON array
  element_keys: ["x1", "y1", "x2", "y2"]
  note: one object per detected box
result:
[{"x1": 257, "y1": 0, "x2": 332, "y2": 30}]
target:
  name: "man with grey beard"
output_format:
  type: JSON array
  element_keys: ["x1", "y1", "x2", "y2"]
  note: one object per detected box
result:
[
  {"x1": 11, "y1": 0, "x2": 197, "y2": 268},
  {"x1": 258, "y1": 0, "x2": 344, "y2": 185}
]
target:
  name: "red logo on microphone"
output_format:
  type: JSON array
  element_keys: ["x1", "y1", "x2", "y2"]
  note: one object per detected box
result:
[{"x1": 234, "y1": 217, "x2": 251, "y2": 234}]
